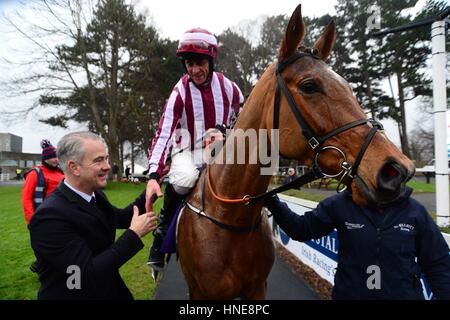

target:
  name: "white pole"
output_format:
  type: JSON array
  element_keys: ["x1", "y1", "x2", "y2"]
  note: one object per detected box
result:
[{"x1": 431, "y1": 20, "x2": 449, "y2": 227}]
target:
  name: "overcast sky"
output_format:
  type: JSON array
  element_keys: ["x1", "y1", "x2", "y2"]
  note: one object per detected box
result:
[
  {"x1": 0, "y1": 0, "x2": 440, "y2": 153},
  {"x1": 136, "y1": 0, "x2": 336, "y2": 40}
]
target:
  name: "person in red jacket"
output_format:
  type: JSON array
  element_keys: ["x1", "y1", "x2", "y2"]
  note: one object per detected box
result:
[{"x1": 22, "y1": 139, "x2": 64, "y2": 272}]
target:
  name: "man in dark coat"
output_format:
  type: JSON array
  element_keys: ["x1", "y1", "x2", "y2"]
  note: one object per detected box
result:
[{"x1": 30, "y1": 131, "x2": 157, "y2": 300}]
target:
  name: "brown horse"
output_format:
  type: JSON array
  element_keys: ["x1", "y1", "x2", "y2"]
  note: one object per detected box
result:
[{"x1": 177, "y1": 4, "x2": 415, "y2": 299}]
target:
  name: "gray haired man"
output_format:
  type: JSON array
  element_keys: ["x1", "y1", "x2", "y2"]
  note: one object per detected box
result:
[{"x1": 30, "y1": 131, "x2": 157, "y2": 299}]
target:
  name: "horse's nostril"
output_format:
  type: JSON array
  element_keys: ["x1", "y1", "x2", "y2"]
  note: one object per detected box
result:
[
  {"x1": 382, "y1": 163, "x2": 400, "y2": 178},
  {"x1": 378, "y1": 162, "x2": 406, "y2": 193}
]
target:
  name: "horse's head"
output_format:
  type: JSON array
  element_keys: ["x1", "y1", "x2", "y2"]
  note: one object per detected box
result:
[{"x1": 266, "y1": 5, "x2": 415, "y2": 207}]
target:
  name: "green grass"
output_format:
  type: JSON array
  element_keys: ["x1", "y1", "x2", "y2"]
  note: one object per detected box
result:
[
  {"x1": 280, "y1": 189, "x2": 328, "y2": 202},
  {"x1": 281, "y1": 184, "x2": 449, "y2": 234},
  {"x1": 277, "y1": 178, "x2": 436, "y2": 194},
  {"x1": 440, "y1": 227, "x2": 450, "y2": 234},
  {"x1": 103, "y1": 182, "x2": 164, "y2": 300},
  {"x1": 406, "y1": 180, "x2": 436, "y2": 193},
  {"x1": 0, "y1": 182, "x2": 163, "y2": 300},
  {"x1": 276, "y1": 179, "x2": 438, "y2": 203},
  {"x1": 0, "y1": 185, "x2": 39, "y2": 299}
]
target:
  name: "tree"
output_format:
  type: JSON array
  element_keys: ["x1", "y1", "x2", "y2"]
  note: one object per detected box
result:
[
  {"x1": 409, "y1": 126, "x2": 434, "y2": 165},
  {"x1": 216, "y1": 29, "x2": 254, "y2": 96},
  {"x1": 253, "y1": 14, "x2": 289, "y2": 78},
  {"x1": 45, "y1": 0, "x2": 161, "y2": 172},
  {"x1": 333, "y1": 0, "x2": 396, "y2": 122},
  {"x1": 373, "y1": 0, "x2": 447, "y2": 157},
  {"x1": 328, "y1": 0, "x2": 446, "y2": 158},
  {"x1": 0, "y1": 0, "x2": 96, "y2": 123},
  {"x1": 2, "y1": 0, "x2": 179, "y2": 175},
  {"x1": 121, "y1": 38, "x2": 183, "y2": 161}
]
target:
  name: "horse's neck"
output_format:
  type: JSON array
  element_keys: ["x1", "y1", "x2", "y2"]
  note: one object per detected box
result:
[
  {"x1": 205, "y1": 85, "x2": 274, "y2": 213},
  {"x1": 191, "y1": 65, "x2": 276, "y2": 222},
  {"x1": 204, "y1": 155, "x2": 272, "y2": 224},
  {"x1": 209, "y1": 162, "x2": 272, "y2": 199}
]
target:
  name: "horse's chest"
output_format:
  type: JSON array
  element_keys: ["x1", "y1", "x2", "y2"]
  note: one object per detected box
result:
[{"x1": 201, "y1": 233, "x2": 274, "y2": 272}]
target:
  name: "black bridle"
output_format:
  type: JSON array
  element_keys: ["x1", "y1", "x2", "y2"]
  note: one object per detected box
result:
[
  {"x1": 185, "y1": 50, "x2": 385, "y2": 232},
  {"x1": 248, "y1": 50, "x2": 384, "y2": 202}
]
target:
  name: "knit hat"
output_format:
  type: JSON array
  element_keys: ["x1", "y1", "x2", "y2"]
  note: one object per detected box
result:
[{"x1": 41, "y1": 139, "x2": 57, "y2": 161}]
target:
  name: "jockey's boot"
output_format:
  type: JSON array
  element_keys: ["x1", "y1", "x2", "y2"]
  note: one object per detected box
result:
[{"x1": 147, "y1": 184, "x2": 184, "y2": 274}]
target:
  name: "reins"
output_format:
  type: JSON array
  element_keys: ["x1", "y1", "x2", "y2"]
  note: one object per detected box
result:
[
  {"x1": 207, "y1": 166, "x2": 252, "y2": 204},
  {"x1": 206, "y1": 164, "x2": 320, "y2": 205}
]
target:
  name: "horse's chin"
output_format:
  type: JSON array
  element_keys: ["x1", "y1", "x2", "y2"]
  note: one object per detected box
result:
[{"x1": 350, "y1": 176, "x2": 407, "y2": 208}]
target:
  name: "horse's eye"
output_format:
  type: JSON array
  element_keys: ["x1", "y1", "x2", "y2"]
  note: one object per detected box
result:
[{"x1": 299, "y1": 80, "x2": 319, "y2": 94}]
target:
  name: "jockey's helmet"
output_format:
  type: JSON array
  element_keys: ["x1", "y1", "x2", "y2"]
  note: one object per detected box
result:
[{"x1": 176, "y1": 27, "x2": 218, "y2": 60}]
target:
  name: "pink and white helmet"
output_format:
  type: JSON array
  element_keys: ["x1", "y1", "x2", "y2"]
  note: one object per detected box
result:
[{"x1": 176, "y1": 28, "x2": 218, "y2": 59}]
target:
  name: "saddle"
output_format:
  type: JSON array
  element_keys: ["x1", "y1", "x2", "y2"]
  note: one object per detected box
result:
[{"x1": 160, "y1": 204, "x2": 184, "y2": 254}]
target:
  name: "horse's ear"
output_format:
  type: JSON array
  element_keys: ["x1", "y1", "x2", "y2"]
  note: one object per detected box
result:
[
  {"x1": 313, "y1": 20, "x2": 336, "y2": 61},
  {"x1": 279, "y1": 4, "x2": 305, "y2": 61}
]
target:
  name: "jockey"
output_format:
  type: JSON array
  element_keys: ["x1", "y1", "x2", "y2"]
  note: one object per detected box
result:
[{"x1": 145, "y1": 28, "x2": 244, "y2": 271}]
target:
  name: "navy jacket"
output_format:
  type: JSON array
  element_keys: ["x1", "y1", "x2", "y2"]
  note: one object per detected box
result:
[
  {"x1": 266, "y1": 188, "x2": 450, "y2": 300},
  {"x1": 30, "y1": 181, "x2": 147, "y2": 300}
]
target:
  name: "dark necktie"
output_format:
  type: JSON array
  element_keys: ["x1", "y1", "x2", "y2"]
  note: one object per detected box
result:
[{"x1": 90, "y1": 197, "x2": 96, "y2": 207}]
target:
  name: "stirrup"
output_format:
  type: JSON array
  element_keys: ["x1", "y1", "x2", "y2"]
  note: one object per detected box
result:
[
  {"x1": 147, "y1": 259, "x2": 165, "y2": 271},
  {"x1": 148, "y1": 254, "x2": 171, "y2": 282},
  {"x1": 148, "y1": 257, "x2": 165, "y2": 281},
  {"x1": 151, "y1": 268, "x2": 160, "y2": 282}
]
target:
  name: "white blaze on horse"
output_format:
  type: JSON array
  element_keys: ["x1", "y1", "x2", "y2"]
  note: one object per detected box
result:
[{"x1": 176, "y1": 4, "x2": 415, "y2": 299}]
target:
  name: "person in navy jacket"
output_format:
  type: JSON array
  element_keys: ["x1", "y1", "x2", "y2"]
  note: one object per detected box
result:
[{"x1": 265, "y1": 188, "x2": 450, "y2": 299}]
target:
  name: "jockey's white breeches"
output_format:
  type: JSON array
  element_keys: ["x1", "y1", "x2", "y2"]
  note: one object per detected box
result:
[{"x1": 168, "y1": 148, "x2": 205, "y2": 195}]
